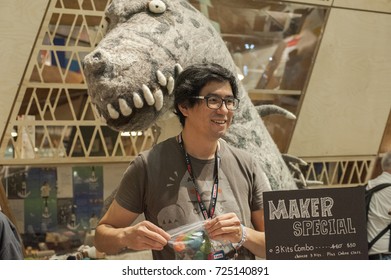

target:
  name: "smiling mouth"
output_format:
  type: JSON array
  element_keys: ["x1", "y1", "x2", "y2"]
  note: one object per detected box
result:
[{"x1": 212, "y1": 120, "x2": 227, "y2": 125}]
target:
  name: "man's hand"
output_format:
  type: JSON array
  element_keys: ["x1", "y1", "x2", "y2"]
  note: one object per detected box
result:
[
  {"x1": 204, "y1": 212, "x2": 243, "y2": 243},
  {"x1": 123, "y1": 221, "x2": 171, "y2": 251}
]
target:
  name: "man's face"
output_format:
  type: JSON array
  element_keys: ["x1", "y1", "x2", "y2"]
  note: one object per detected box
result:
[{"x1": 183, "y1": 80, "x2": 235, "y2": 140}]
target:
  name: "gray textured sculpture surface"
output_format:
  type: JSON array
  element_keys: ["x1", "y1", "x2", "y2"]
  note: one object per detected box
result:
[{"x1": 83, "y1": 0, "x2": 298, "y2": 190}]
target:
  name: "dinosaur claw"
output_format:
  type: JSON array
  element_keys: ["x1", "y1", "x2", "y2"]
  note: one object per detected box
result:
[{"x1": 256, "y1": 104, "x2": 297, "y2": 120}]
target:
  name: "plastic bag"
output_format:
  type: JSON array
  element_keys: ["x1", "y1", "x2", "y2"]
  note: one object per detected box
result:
[{"x1": 167, "y1": 221, "x2": 235, "y2": 260}]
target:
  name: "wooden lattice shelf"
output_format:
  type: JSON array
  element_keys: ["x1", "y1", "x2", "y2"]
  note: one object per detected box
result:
[{"x1": 0, "y1": 0, "x2": 163, "y2": 165}]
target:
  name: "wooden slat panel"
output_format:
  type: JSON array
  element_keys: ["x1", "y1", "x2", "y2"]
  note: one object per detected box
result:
[
  {"x1": 333, "y1": 0, "x2": 391, "y2": 13},
  {"x1": 289, "y1": 8, "x2": 391, "y2": 157},
  {"x1": 0, "y1": 0, "x2": 50, "y2": 142},
  {"x1": 283, "y1": 0, "x2": 332, "y2": 6}
]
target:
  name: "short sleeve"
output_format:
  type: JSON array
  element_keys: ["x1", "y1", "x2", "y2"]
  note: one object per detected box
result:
[
  {"x1": 115, "y1": 155, "x2": 147, "y2": 214},
  {"x1": 251, "y1": 159, "x2": 272, "y2": 211}
]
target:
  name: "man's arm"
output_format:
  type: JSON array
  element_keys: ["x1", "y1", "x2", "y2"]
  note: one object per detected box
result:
[
  {"x1": 245, "y1": 209, "x2": 266, "y2": 258},
  {"x1": 95, "y1": 200, "x2": 171, "y2": 255},
  {"x1": 0, "y1": 212, "x2": 24, "y2": 260}
]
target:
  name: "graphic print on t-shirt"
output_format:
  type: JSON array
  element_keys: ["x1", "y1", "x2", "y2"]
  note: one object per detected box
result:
[{"x1": 156, "y1": 168, "x2": 240, "y2": 232}]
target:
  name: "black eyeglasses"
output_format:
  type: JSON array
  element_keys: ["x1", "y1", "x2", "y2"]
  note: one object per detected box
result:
[{"x1": 189, "y1": 95, "x2": 240, "y2": 111}]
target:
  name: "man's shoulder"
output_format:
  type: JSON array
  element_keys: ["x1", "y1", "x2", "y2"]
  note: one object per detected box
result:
[
  {"x1": 220, "y1": 139, "x2": 252, "y2": 157},
  {"x1": 219, "y1": 139, "x2": 254, "y2": 164},
  {"x1": 141, "y1": 137, "x2": 177, "y2": 154},
  {"x1": 137, "y1": 136, "x2": 179, "y2": 164},
  {"x1": 367, "y1": 172, "x2": 391, "y2": 189}
]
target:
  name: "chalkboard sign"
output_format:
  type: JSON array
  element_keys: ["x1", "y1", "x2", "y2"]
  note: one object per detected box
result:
[{"x1": 264, "y1": 186, "x2": 368, "y2": 259}]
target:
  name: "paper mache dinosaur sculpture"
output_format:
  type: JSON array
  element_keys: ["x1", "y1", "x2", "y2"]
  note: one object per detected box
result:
[{"x1": 83, "y1": 0, "x2": 306, "y2": 191}]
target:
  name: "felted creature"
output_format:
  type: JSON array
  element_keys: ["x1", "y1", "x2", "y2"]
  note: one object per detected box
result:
[{"x1": 83, "y1": 0, "x2": 302, "y2": 190}]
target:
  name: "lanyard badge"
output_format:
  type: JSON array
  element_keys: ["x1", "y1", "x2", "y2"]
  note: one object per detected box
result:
[{"x1": 178, "y1": 133, "x2": 220, "y2": 220}]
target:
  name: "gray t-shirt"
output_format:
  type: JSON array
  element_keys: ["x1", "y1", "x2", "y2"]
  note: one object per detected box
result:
[{"x1": 116, "y1": 137, "x2": 271, "y2": 259}]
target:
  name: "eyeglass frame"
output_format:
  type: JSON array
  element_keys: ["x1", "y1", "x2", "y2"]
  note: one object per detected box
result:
[{"x1": 189, "y1": 95, "x2": 240, "y2": 111}]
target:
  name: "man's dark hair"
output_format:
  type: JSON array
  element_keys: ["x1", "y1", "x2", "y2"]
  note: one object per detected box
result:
[{"x1": 173, "y1": 63, "x2": 239, "y2": 127}]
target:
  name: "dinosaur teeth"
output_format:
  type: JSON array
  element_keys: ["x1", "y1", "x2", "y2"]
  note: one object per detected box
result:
[
  {"x1": 157, "y1": 70, "x2": 167, "y2": 86},
  {"x1": 142, "y1": 84, "x2": 155, "y2": 106},
  {"x1": 175, "y1": 63, "x2": 183, "y2": 75},
  {"x1": 154, "y1": 89, "x2": 163, "y2": 111},
  {"x1": 107, "y1": 104, "x2": 119, "y2": 119},
  {"x1": 118, "y1": 98, "x2": 132, "y2": 116},
  {"x1": 133, "y1": 93, "x2": 144, "y2": 108},
  {"x1": 167, "y1": 76, "x2": 174, "y2": 95},
  {"x1": 105, "y1": 74, "x2": 171, "y2": 118}
]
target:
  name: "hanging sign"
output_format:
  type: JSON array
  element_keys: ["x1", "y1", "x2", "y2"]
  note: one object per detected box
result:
[{"x1": 264, "y1": 186, "x2": 368, "y2": 259}]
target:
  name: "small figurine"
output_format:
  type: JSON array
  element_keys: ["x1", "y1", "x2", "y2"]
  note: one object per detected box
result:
[
  {"x1": 67, "y1": 204, "x2": 80, "y2": 230},
  {"x1": 41, "y1": 181, "x2": 51, "y2": 218},
  {"x1": 17, "y1": 181, "x2": 31, "y2": 198}
]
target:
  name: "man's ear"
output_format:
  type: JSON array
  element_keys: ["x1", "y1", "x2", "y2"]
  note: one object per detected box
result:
[{"x1": 178, "y1": 103, "x2": 189, "y2": 117}]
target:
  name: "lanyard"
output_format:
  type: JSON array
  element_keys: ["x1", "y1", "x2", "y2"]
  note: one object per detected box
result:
[{"x1": 178, "y1": 133, "x2": 220, "y2": 220}]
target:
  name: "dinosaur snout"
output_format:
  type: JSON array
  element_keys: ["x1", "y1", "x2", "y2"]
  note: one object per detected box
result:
[{"x1": 83, "y1": 49, "x2": 112, "y2": 77}]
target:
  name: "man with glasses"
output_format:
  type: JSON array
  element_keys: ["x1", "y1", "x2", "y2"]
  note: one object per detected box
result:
[{"x1": 95, "y1": 63, "x2": 271, "y2": 260}]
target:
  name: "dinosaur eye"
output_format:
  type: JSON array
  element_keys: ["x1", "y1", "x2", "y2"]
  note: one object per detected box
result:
[{"x1": 148, "y1": 0, "x2": 166, "y2": 14}]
